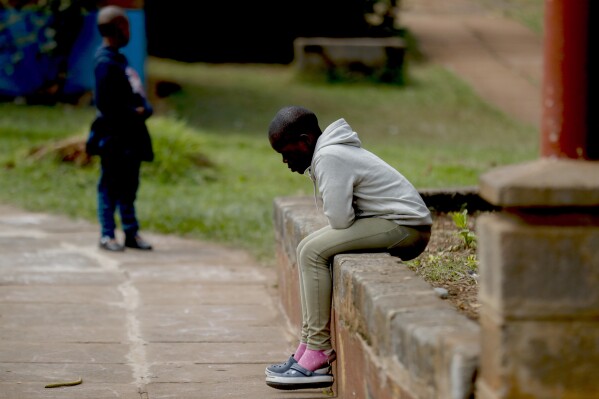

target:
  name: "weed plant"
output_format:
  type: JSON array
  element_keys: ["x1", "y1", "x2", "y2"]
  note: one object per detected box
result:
[{"x1": 450, "y1": 208, "x2": 477, "y2": 249}]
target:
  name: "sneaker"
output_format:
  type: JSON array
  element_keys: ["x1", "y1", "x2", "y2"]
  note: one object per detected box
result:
[
  {"x1": 99, "y1": 236, "x2": 124, "y2": 252},
  {"x1": 265, "y1": 363, "x2": 334, "y2": 390},
  {"x1": 124, "y1": 235, "x2": 152, "y2": 250},
  {"x1": 265, "y1": 355, "x2": 330, "y2": 376}
]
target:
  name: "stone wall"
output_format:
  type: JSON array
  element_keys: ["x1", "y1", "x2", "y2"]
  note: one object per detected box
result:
[
  {"x1": 476, "y1": 159, "x2": 599, "y2": 398},
  {"x1": 273, "y1": 196, "x2": 479, "y2": 399}
]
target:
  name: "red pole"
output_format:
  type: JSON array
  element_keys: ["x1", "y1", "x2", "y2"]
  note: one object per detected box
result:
[{"x1": 540, "y1": 0, "x2": 589, "y2": 159}]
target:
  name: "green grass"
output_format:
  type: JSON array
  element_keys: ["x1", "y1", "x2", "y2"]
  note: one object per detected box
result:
[{"x1": 0, "y1": 59, "x2": 538, "y2": 263}]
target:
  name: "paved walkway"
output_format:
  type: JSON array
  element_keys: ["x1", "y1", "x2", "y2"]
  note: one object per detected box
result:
[
  {"x1": 0, "y1": 204, "x2": 328, "y2": 399},
  {"x1": 401, "y1": 0, "x2": 544, "y2": 128}
]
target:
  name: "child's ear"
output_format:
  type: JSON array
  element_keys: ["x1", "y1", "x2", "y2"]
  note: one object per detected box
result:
[{"x1": 300, "y1": 133, "x2": 315, "y2": 146}]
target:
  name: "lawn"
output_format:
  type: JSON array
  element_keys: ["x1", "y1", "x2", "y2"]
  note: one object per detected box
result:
[{"x1": 0, "y1": 58, "x2": 538, "y2": 263}]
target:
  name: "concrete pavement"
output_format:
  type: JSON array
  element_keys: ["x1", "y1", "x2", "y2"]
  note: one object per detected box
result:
[{"x1": 0, "y1": 204, "x2": 330, "y2": 399}]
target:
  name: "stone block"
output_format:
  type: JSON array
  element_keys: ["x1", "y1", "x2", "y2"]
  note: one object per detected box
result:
[
  {"x1": 477, "y1": 312, "x2": 599, "y2": 398},
  {"x1": 390, "y1": 308, "x2": 479, "y2": 389},
  {"x1": 435, "y1": 331, "x2": 480, "y2": 399},
  {"x1": 335, "y1": 318, "x2": 420, "y2": 399},
  {"x1": 477, "y1": 213, "x2": 599, "y2": 319},
  {"x1": 334, "y1": 254, "x2": 480, "y2": 399},
  {"x1": 479, "y1": 159, "x2": 599, "y2": 207},
  {"x1": 333, "y1": 253, "x2": 441, "y2": 352}
]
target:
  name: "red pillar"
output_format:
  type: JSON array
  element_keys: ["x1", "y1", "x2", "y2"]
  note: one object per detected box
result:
[{"x1": 540, "y1": 0, "x2": 592, "y2": 159}]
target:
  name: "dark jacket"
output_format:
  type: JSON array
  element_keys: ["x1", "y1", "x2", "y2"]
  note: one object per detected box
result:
[{"x1": 87, "y1": 45, "x2": 154, "y2": 162}]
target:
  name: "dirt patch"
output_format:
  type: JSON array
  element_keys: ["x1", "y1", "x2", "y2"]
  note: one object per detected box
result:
[
  {"x1": 28, "y1": 136, "x2": 94, "y2": 167},
  {"x1": 408, "y1": 212, "x2": 482, "y2": 321}
]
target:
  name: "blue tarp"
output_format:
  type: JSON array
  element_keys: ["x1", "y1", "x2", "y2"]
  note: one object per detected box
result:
[{"x1": 0, "y1": 9, "x2": 147, "y2": 98}]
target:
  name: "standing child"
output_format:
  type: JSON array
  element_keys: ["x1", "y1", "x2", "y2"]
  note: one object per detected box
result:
[
  {"x1": 88, "y1": 5, "x2": 153, "y2": 252},
  {"x1": 265, "y1": 106, "x2": 432, "y2": 390}
]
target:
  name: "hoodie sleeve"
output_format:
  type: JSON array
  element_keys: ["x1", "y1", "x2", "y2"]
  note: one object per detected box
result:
[{"x1": 314, "y1": 151, "x2": 356, "y2": 229}]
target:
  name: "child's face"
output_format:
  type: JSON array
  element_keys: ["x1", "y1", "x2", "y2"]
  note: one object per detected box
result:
[
  {"x1": 114, "y1": 18, "x2": 130, "y2": 47},
  {"x1": 272, "y1": 137, "x2": 314, "y2": 174}
]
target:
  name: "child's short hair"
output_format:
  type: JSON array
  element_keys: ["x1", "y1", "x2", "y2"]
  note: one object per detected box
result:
[
  {"x1": 97, "y1": 6, "x2": 127, "y2": 38},
  {"x1": 268, "y1": 106, "x2": 320, "y2": 145}
]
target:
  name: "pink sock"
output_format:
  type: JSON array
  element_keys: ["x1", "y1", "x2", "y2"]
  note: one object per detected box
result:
[
  {"x1": 293, "y1": 342, "x2": 307, "y2": 360},
  {"x1": 298, "y1": 348, "x2": 329, "y2": 371}
]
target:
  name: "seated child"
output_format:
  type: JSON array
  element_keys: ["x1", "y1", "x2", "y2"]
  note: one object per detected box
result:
[{"x1": 265, "y1": 106, "x2": 432, "y2": 390}]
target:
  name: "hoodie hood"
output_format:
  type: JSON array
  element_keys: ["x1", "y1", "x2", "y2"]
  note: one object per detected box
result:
[
  {"x1": 313, "y1": 119, "x2": 361, "y2": 157},
  {"x1": 306, "y1": 118, "x2": 360, "y2": 209}
]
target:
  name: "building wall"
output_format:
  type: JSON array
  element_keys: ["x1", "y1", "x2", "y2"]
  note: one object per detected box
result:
[{"x1": 0, "y1": 4, "x2": 146, "y2": 99}]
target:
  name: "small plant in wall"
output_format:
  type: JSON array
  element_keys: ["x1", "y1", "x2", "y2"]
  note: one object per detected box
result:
[{"x1": 449, "y1": 207, "x2": 477, "y2": 249}]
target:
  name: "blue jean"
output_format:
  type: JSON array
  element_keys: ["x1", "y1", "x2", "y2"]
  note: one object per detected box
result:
[{"x1": 97, "y1": 157, "x2": 141, "y2": 239}]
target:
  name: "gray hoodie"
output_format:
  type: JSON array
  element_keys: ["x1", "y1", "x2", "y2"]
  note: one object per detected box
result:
[{"x1": 308, "y1": 118, "x2": 432, "y2": 229}]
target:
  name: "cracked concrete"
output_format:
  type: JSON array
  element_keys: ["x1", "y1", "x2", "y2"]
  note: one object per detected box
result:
[{"x1": 0, "y1": 204, "x2": 329, "y2": 399}]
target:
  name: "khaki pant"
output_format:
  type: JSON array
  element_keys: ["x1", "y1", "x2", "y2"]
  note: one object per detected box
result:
[{"x1": 296, "y1": 217, "x2": 431, "y2": 350}]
